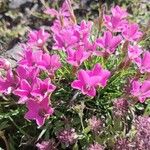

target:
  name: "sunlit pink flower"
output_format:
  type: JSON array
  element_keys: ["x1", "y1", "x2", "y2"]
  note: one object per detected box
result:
[
  {"x1": 38, "y1": 54, "x2": 61, "y2": 76},
  {"x1": 122, "y1": 23, "x2": 143, "y2": 42},
  {"x1": 28, "y1": 29, "x2": 49, "y2": 47},
  {"x1": 53, "y1": 21, "x2": 93, "y2": 51},
  {"x1": 131, "y1": 80, "x2": 150, "y2": 103},
  {"x1": 74, "y1": 20, "x2": 93, "y2": 41},
  {"x1": 71, "y1": 70, "x2": 98, "y2": 97},
  {"x1": 16, "y1": 66, "x2": 39, "y2": 83},
  {"x1": 103, "y1": 15, "x2": 127, "y2": 32},
  {"x1": 136, "y1": 51, "x2": 150, "y2": 73},
  {"x1": 66, "y1": 47, "x2": 90, "y2": 67},
  {"x1": 25, "y1": 97, "x2": 54, "y2": 126},
  {"x1": 13, "y1": 79, "x2": 32, "y2": 104},
  {"x1": 88, "y1": 63, "x2": 111, "y2": 87},
  {"x1": 111, "y1": 5, "x2": 128, "y2": 19},
  {"x1": 96, "y1": 31, "x2": 122, "y2": 54},
  {"x1": 71, "y1": 64, "x2": 110, "y2": 97},
  {"x1": 0, "y1": 58, "x2": 11, "y2": 70},
  {"x1": 53, "y1": 26, "x2": 78, "y2": 50},
  {"x1": 0, "y1": 70, "x2": 19, "y2": 94},
  {"x1": 19, "y1": 49, "x2": 43, "y2": 67},
  {"x1": 31, "y1": 78, "x2": 56, "y2": 99}
]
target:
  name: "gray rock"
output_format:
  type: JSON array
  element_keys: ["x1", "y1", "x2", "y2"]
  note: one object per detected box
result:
[
  {"x1": 9, "y1": 0, "x2": 33, "y2": 9},
  {"x1": 2, "y1": 44, "x2": 22, "y2": 68}
]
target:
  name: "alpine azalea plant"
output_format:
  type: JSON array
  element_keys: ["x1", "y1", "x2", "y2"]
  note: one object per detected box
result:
[{"x1": 0, "y1": 0, "x2": 150, "y2": 149}]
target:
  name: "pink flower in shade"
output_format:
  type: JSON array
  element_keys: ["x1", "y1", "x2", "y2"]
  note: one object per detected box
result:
[
  {"x1": 71, "y1": 64, "x2": 110, "y2": 97},
  {"x1": 66, "y1": 47, "x2": 91, "y2": 67},
  {"x1": 13, "y1": 79, "x2": 32, "y2": 104},
  {"x1": 51, "y1": 18, "x2": 72, "y2": 34},
  {"x1": 25, "y1": 97, "x2": 54, "y2": 126},
  {"x1": 128, "y1": 45, "x2": 142, "y2": 60},
  {"x1": 122, "y1": 23, "x2": 143, "y2": 42},
  {"x1": 38, "y1": 54, "x2": 61, "y2": 76},
  {"x1": 27, "y1": 29, "x2": 50, "y2": 47},
  {"x1": 111, "y1": 5, "x2": 128, "y2": 19},
  {"x1": 44, "y1": 0, "x2": 70, "y2": 18},
  {"x1": 103, "y1": 15, "x2": 127, "y2": 32},
  {"x1": 0, "y1": 58, "x2": 11, "y2": 70},
  {"x1": 31, "y1": 78, "x2": 56, "y2": 99},
  {"x1": 0, "y1": 70, "x2": 19, "y2": 94},
  {"x1": 131, "y1": 80, "x2": 150, "y2": 103},
  {"x1": 96, "y1": 31, "x2": 122, "y2": 54},
  {"x1": 135, "y1": 51, "x2": 150, "y2": 73}
]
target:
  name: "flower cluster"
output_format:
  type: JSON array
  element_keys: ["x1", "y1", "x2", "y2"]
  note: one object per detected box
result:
[
  {"x1": 57, "y1": 128, "x2": 77, "y2": 146},
  {"x1": 134, "y1": 116, "x2": 150, "y2": 149},
  {"x1": 0, "y1": 29, "x2": 61, "y2": 126},
  {"x1": 88, "y1": 116, "x2": 103, "y2": 134},
  {"x1": 88, "y1": 143, "x2": 104, "y2": 150},
  {"x1": 113, "y1": 98, "x2": 129, "y2": 118}
]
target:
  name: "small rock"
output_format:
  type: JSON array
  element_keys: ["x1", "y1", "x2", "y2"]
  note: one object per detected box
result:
[
  {"x1": 9, "y1": 0, "x2": 33, "y2": 9},
  {"x1": 2, "y1": 44, "x2": 22, "y2": 68}
]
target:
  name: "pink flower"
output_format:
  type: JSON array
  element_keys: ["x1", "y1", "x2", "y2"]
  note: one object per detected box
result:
[
  {"x1": 131, "y1": 80, "x2": 150, "y2": 103},
  {"x1": 53, "y1": 21, "x2": 93, "y2": 51},
  {"x1": 66, "y1": 47, "x2": 90, "y2": 67},
  {"x1": 53, "y1": 27, "x2": 78, "y2": 50},
  {"x1": 71, "y1": 64, "x2": 110, "y2": 97},
  {"x1": 74, "y1": 20, "x2": 93, "y2": 41},
  {"x1": 103, "y1": 15, "x2": 127, "y2": 32},
  {"x1": 31, "y1": 78, "x2": 56, "y2": 99},
  {"x1": 111, "y1": 5, "x2": 128, "y2": 19},
  {"x1": 38, "y1": 54, "x2": 61, "y2": 76},
  {"x1": 13, "y1": 79, "x2": 32, "y2": 104},
  {"x1": 19, "y1": 48, "x2": 61, "y2": 76},
  {"x1": 0, "y1": 70, "x2": 19, "y2": 94},
  {"x1": 51, "y1": 18, "x2": 72, "y2": 34},
  {"x1": 87, "y1": 63, "x2": 111, "y2": 87},
  {"x1": 19, "y1": 49, "x2": 43, "y2": 67},
  {"x1": 28, "y1": 29, "x2": 49, "y2": 47},
  {"x1": 136, "y1": 51, "x2": 150, "y2": 73},
  {"x1": 122, "y1": 23, "x2": 143, "y2": 42},
  {"x1": 0, "y1": 58, "x2": 11, "y2": 70},
  {"x1": 128, "y1": 45, "x2": 142, "y2": 60},
  {"x1": 44, "y1": 0, "x2": 70, "y2": 18},
  {"x1": 25, "y1": 97, "x2": 54, "y2": 126},
  {"x1": 16, "y1": 66, "x2": 39, "y2": 83},
  {"x1": 96, "y1": 31, "x2": 122, "y2": 54}
]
